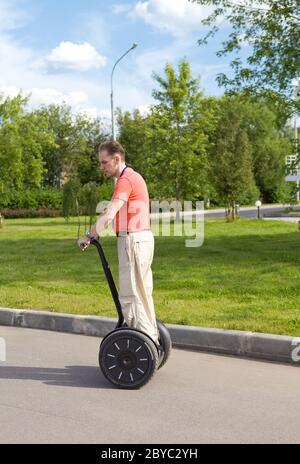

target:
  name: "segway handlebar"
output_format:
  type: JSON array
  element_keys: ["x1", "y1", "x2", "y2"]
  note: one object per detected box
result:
[{"x1": 89, "y1": 237, "x2": 124, "y2": 329}]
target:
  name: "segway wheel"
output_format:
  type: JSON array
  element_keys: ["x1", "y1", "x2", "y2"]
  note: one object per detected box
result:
[
  {"x1": 156, "y1": 320, "x2": 172, "y2": 370},
  {"x1": 99, "y1": 329, "x2": 159, "y2": 389}
]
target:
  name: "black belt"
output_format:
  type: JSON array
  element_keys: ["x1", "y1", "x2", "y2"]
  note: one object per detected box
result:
[
  {"x1": 116, "y1": 229, "x2": 150, "y2": 237},
  {"x1": 116, "y1": 231, "x2": 129, "y2": 237}
]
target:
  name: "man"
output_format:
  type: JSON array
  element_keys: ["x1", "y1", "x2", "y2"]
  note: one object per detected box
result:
[{"x1": 77, "y1": 140, "x2": 159, "y2": 345}]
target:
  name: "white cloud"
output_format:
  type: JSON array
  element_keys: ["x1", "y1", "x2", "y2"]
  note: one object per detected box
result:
[
  {"x1": 0, "y1": 0, "x2": 31, "y2": 31},
  {"x1": 138, "y1": 104, "x2": 151, "y2": 115},
  {"x1": 129, "y1": 0, "x2": 213, "y2": 36},
  {"x1": 28, "y1": 88, "x2": 88, "y2": 107},
  {"x1": 112, "y1": 4, "x2": 132, "y2": 14},
  {"x1": 0, "y1": 84, "x2": 96, "y2": 115},
  {"x1": 46, "y1": 41, "x2": 107, "y2": 72},
  {"x1": 135, "y1": 45, "x2": 182, "y2": 80},
  {"x1": 0, "y1": 31, "x2": 152, "y2": 121},
  {"x1": 0, "y1": 0, "x2": 224, "y2": 123},
  {"x1": 0, "y1": 85, "x2": 20, "y2": 98},
  {"x1": 98, "y1": 109, "x2": 112, "y2": 120},
  {"x1": 0, "y1": 1, "x2": 156, "y2": 120},
  {"x1": 80, "y1": 106, "x2": 100, "y2": 119},
  {"x1": 0, "y1": 33, "x2": 107, "y2": 117},
  {"x1": 75, "y1": 14, "x2": 110, "y2": 51}
]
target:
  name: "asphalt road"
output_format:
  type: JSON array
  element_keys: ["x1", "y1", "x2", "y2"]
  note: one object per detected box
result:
[
  {"x1": 0, "y1": 326, "x2": 299, "y2": 444},
  {"x1": 205, "y1": 205, "x2": 284, "y2": 218},
  {"x1": 152, "y1": 205, "x2": 287, "y2": 220}
]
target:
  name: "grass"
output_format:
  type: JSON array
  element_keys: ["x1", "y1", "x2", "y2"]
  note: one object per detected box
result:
[{"x1": 0, "y1": 217, "x2": 300, "y2": 336}]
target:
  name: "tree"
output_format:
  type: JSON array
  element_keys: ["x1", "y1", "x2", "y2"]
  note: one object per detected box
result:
[
  {"x1": 19, "y1": 110, "x2": 57, "y2": 189},
  {"x1": 0, "y1": 94, "x2": 25, "y2": 201},
  {"x1": 74, "y1": 115, "x2": 107, "y2": 186},
  {"x1": 192, "y1": 0, "x2": 300, "y2": 112},
  {"x1": 0, "y1": 94, "x2": 56, "y2": 206},
  {"x1": 34, "y1": 104, "x2": 106, "y2": 188},
  {"x1": 79, "y1": 182, "x2": 102, "y2": 229},
  {"x1": 210, "y1": 96, "x2": 257, "y2": 218},
  {"x1": 148, "y1": 59, "x2": 217, "y2": 216},
  {"x1": 34, "y1": 104, "x2": 82, "y2": 187},
  {"x1": 242, "y1": 98, "x2": 292, "y2": 202},
  {"x1": 117, "y1": 108, "x2": 152, "y2": 177},
  {"x1": 62, "y1": 178, "x2": 81, "y2": 237}
]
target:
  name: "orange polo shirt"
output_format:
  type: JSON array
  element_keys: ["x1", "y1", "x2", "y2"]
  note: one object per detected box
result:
[{"x1": 112, "y1": 167, "x2": 150, "y2": 233}]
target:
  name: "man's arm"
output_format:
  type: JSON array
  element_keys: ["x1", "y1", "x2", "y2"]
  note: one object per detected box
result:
[
  {"x1": 89, "y1": 198, "x2": 125, "y2": 238},
  {"x1": 77, "y1": 198, "x2": 125, "y2": 250}
]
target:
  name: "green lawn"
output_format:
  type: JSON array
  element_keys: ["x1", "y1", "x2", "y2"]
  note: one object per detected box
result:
[{"x1": 0, "y1": 217, "x2": 300, "y2": 336}]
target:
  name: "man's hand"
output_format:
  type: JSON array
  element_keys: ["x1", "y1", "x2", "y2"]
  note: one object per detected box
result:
[{"x1": 77, "y1": 236, "x2": 91, "y2": 251}]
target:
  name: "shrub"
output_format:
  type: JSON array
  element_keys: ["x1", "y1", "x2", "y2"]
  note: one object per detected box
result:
[
  {"x1": 0, "y1": 188, "x2": 63, "y2": 209},
  {"x1": 1, "y1": 208, "x2": 62, "y2": 218}
]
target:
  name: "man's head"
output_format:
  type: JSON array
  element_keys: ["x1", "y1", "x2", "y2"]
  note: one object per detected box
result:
[{"x1": 99, "y1": 140, "x2": 126, "y2": 178}]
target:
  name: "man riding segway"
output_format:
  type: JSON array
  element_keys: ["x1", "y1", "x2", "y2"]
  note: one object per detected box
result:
[{"x1": 78, "y1": 140, "x2": 160, "y2": 346}]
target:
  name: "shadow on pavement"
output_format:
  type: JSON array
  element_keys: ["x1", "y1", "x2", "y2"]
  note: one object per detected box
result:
[{"x1": 0, "y1": 365, "x2": 118, "y2": 389}]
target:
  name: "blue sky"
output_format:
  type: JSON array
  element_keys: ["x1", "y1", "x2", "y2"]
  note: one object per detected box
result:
[{"x1": 0, "y1": 0, "x2": 239, "y2": 121}]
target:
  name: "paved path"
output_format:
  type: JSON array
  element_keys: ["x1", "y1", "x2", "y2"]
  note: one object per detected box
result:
[
  {"x1": 151, "y1": 204, "x2": 289, "y2": 219},
  {"x1": 0, "y1": 326, "x2": 299, "y2": 444},
  {"x1": 205, "y1": 205, "x2": 285, "y2": 218}
]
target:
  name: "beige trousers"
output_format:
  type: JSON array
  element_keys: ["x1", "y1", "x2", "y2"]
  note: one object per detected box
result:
[{"x1": 117, "y1": 230, "x2": 159, "y2": 344}]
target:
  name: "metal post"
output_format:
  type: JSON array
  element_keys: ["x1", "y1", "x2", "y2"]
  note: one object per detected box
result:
[
  {"x1": 110, "y1": 89, "x2": 114, "y2": 142},
  {"x1": 295, "y1": 117, "x2": 299, "y2": 204},
  {"x1": 110, "y1": 43, "x2": 138, "y2": 141},
  {"x1": 294, "y1": 81, "x2": 300, "y2": 204},
  {"x1": 255, "y1": 200, "x2": 262, "y2": 219}
]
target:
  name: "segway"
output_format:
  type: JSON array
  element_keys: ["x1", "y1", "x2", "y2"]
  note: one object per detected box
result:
[{"x1": 87, "y1": 237, "x2": 172, "y2": 389}]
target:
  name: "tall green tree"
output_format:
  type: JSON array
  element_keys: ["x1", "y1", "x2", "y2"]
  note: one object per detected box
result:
[
  {"x1": 148, "y1": 59, "x2": 217, "y2": 212},
  {"x1": 19, "y1": 110, "x2": 57, "y2": 188},
  {"x1": 210, "y1": 96, "x2": 257, "y2": 218},
  {"x1": 192, "y1": 0, "x2": 300, "y2": 113},
  {"x1": 34, "y1": 104, "x2": 107, "y2": 188},
  {"x1": 0, "y1": 94, "x2": 56, "y2": 205},
  {"x1": 0, "y1": 94, "x2": 25, "y2": 199},
  {"x1": 74, "y1": 115, "x2": 107, "y2": 186},
  {"x1": 242, "y1": 99, "x2": 292, "y2": 202},
  {"x1": 34, "y1": 104, "x2": 81, "y2": 187},
  {"x1": 117, "y1": 108, "x2": 151, "y2": 177}
]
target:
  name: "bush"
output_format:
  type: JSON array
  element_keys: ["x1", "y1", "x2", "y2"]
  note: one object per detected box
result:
[
  {"x1": 238, "y1": 183, "x2": 261, "y2": 206},
  {"x1": 98, "y1": 181, "x2": 114, "y2": 200},
  {"x1": 1, "y1": 208, "x2": 62, "y2": 218},
  {"x1": 0, "y1": 188, "x2": 63, "y2": 209},
  {"x1": 36, "y1": 188, "x2": 63, "y2": 208},
  {"x1": 62, "y1": 180, "x2": 81, "y2": 221}
]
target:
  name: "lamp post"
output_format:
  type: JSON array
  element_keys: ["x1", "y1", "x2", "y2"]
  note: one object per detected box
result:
[
  {"x1": 255, "y1": 200, "x2": 262, "y2": 219},
  {"x1": 293, "y1": 81, "x2": 300, "y2": 204},
  {"x1": 110, "y1": 43, "x2": 138, "y2": 141}
]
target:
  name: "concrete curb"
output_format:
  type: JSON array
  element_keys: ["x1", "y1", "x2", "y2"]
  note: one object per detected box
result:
[{"x1": 1, "y1": 307, "x2": 299, "y2": 365}]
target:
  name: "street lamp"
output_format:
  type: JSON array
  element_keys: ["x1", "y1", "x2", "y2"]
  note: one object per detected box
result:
[
  {"x1": 293, "y1": 80, "x2": 300, "y2": 204},
  {"x1": 110, "y1": 43, "x2": 138, "y2": 140},
  {"x1": 255, "y1": 200, "x2": 262, "y2": 219}
]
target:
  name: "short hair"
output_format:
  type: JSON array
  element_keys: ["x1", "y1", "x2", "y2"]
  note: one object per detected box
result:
[{"x1": 99, "y1": 140, "x2": 125, "y2": 161}]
